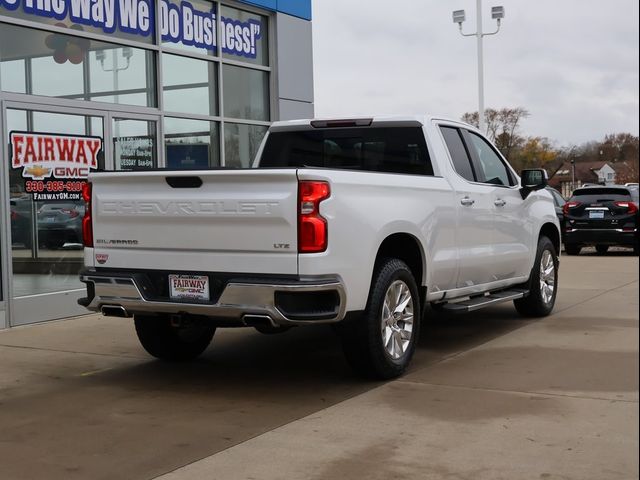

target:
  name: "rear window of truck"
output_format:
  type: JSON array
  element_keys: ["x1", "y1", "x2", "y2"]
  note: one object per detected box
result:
[
  {"x1": 259, "y1": 127, "x2": 434, "y2": 176},
  {"x1": 570, "y1": 188, "x2": 634, "y2": 203}
]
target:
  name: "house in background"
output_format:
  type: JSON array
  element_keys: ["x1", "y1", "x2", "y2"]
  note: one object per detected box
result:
[{"x1": 549, "y1": 161, "x2": 618, "y2": 198}]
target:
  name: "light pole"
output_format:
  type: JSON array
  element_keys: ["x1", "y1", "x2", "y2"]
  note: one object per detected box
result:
[{"x1": 453, "y1": 2, "x2": 504, "y2": 133}]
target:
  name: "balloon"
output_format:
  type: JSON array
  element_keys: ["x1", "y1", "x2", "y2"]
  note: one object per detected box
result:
[
  {"x1": 46, "y1": 34, "x2": 66, "y2": 51},
  {"x1": 70, "y1": 24, "x2": 84, "y2": 32},
  {"x1": 65, "y1": 43, "x2": 83, "y2": 64},
  {"x1": 68, "y1": 51, "x2": 84, "y2": 64},
  {"x1": 53, "y1": 49, "x2": 67, "y2": 64},
  {"x1": 45, "y1": 34, "x2": 56, "y2": 49},
  {"x1": 70, "y1": 36, "x2": 90, "y2": 51}
]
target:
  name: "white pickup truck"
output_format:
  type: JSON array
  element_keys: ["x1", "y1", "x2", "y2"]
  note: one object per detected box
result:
[{"x1": 79, "y1": 116, "x2": 560, "y2": 378}]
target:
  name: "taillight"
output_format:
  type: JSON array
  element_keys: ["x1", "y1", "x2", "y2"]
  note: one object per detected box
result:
[
  {"x1": 298, "y1": 180, "x2": 330, "y2": 253},
  {"x1": 82, "y1": 182, "x2": 93, "y2": 247},
  {"x1": 563, "y1": 201, "x2": 581, "y2": 216},
  {"x1": 614, "y1": 201, "x2": 638, "y2": 214}
]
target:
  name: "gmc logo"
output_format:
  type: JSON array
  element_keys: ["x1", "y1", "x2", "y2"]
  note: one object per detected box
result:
[{"x1": 54, "y1": 166, "x2": 89, "y2": 178}]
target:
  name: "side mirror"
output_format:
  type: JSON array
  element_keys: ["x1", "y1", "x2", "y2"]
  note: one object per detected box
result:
[{"x1": 520, "y1": 169, "x2": 548, "y2": 199}]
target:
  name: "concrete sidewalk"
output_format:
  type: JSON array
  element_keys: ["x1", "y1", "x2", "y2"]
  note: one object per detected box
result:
[
  {"x1": 158, "y1": 255, "x2": 639, "y2": 480},
  {"x1": 0, "y1": 254, "x2": 638, "y2": 480}
]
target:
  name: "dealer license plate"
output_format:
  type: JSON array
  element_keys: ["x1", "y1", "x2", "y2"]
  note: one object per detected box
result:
[
  {"x1": 169, "y1": 274, "x2": 210, "y2": 301},
  {"x1": 589, "y1": 211, "x2": 605, "y2": 219}
]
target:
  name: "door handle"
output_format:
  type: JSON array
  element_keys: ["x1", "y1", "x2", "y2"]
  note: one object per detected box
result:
[
  {"x1": 494, "y1": 199, "x2": 506, "y2": 207},
  {"x1": 460, "y1": 197, "x2": 475, "y2": 207}
]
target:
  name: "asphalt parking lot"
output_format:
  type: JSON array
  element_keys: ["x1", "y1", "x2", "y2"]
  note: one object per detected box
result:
[{"x1": 0, "y1": 251, "x2": 638, "y2": 480}]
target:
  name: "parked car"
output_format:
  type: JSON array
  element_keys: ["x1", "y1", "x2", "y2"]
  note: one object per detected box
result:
[
  {"x1": 37, "y1": 202, "x2": 85, "y2": 249},
  {"x1": 546, "y1": 187, "x2": 566, "y2": 242},
  {"x1": 564, "y1": 185, "x2": 639, "y2": 255}
]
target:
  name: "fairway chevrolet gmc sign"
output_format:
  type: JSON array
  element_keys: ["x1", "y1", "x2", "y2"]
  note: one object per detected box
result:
[
  {"x1": 10, "y1": 131, "x2": 102, "y2": 201},
  {"x1": 0, "y1": 0, "x2": 263, "y2": 58}
]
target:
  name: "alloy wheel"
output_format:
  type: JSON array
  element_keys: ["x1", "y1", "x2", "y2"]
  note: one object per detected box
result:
[{"x1": 381, "y1": 280, "x2": 415, "y2": 359}]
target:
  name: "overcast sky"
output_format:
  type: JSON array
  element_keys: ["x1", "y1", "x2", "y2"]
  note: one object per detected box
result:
[{"x1": 311, "y1": 0, "x2": 639, "y2": 147}]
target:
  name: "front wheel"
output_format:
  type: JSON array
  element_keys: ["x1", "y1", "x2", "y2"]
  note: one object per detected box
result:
[
  {"x1": 338, "y1": 258, "x2": 421, "y2": 379},
  {"x1": 134, "y1": 315, "x2": 216, "y2": 361},
  {"x1": 514, "y1": 236, "x2": 558, "y2": 318}
]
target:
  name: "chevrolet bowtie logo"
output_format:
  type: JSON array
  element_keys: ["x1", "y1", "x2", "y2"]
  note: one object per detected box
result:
[{"x1": 24, "y1": 165, "x2": 52, "y2": 179}]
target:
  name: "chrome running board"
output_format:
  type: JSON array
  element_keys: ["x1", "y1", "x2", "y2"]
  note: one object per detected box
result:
[{"x1": 438, "y1": 289, "x2": 528, "y2": 313}]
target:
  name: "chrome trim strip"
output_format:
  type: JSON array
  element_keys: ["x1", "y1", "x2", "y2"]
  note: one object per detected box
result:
[{"x1": 80, "y1": 274, "x2": 347, "y2": 326}]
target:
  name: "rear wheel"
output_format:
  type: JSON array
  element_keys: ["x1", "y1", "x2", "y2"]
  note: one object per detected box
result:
[
  {"x1": 595, "y1": 245, "x2": 609, "y2": 255},
  {"x1": 514, "y1": 236, "x2": 558, "y2": 318},
  {"x1": 254, "y1": 325, "x2": 292, "y2": 335},
  {"x1": 564, "y1": 244, "x2": 581, "y2": 255},
  {"x1": 134, "y1": 315, "x2": 215, "y2": 361},
  {"x1": 338, "y1": 258, "x2": 420, "y2": 379}
]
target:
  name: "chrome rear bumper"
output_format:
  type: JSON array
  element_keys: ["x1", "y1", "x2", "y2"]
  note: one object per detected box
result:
[{"x1": 79, "y1": 270, "x2": 347, "y2": 327}]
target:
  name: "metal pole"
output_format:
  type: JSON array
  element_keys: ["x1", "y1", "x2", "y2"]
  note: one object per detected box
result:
[{"x1": 476, "y1": 0, "x2": 485, "y2": 133}]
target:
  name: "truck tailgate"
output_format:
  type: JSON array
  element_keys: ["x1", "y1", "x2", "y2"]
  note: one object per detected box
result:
[{"x1": 89, "y1": 169, "x2": 299, "y2": 274}]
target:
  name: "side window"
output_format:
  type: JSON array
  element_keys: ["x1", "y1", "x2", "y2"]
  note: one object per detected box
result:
[
  {"x1": 552, "y1": 190, "x2": 565, "y2": 206},
  {"x1": 440, "y1": 126, "x2": 476, "y2": 182},
  {"x1": 465, "y1": 132, "x2": 515, "y2": 187}
]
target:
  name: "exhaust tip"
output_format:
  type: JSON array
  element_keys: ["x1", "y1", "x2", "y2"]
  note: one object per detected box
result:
[
  {"x1": 101, "y1": 305, "x2": 130, "y2": 318},
  {"x1": 243, "y1": 315, "x2": 277, "y2": 328}
]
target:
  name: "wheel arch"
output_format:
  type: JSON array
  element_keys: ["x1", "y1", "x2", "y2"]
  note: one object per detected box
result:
[
  {"x1": 540, "y1": 222, "x2": 561, "y2": 256},
  {"x1": 373, "y1": 233, "x2": 427, "y2": 307}
]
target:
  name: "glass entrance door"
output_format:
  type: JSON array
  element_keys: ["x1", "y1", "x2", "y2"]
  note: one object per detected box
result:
[{"x1": 5, "y1": 106, "x2": 106, "y2": 325}]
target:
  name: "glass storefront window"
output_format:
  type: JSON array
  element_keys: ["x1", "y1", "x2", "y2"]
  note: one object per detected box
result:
[
  {"x1": 0, "y1": 59, "x2": 26, "y2": 93},
  {"x1": 162, "y1": 54, "x2": 218, "y2": 116},
  {"x1": 113, "y1": 118, "x2": 158, "y2": 170},
  {"x1": 165, "y1": 117, "x2": 220, "y2": 168},
  {"x1": 161, "y1": 0, "x2": 217, "y2": 56},
  {"x1": 220, "y1": 5, "x2": 268, "y2": 66},
  {"x1": 223, "y1": 64, "x2": 269, "y2": 121},
  {"x1": 224, "y1": 122, "x2": 267, "y2": 168},
  {"x1": 0, "y1": 23, "x2": 156, "y2": 107},
  {"x1": 0, "y1": 0, "x2": 155, "y2": 44}
]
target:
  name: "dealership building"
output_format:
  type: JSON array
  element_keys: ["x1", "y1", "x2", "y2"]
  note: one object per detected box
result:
[{"x1": 0, "y1": 0, "x2": 314, "y2": 328}]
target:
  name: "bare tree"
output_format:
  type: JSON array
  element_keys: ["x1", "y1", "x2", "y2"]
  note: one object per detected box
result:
[{"x1": 461, "y1": 107, "x2": 530, "y2": 160}]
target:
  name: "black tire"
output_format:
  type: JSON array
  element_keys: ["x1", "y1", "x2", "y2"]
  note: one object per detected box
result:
[
  {"x1": 595, "y1": 245, "x2": 609, "y2": 255},
  {"x1": 564, "y1": 244, "x2": 581, "y2": 255},
  {"x1": 338, "y1": 258, "x2": 421, "y2": 379},
  {"x1": 514, "y1": 236, "x2": 558, "y2": 318},
  {"x1": 134, "y1": 314, "x2": 215, "y2": 361},
  {"x1": 254, "y1": 325, "x2": 292, "y2": 335}
]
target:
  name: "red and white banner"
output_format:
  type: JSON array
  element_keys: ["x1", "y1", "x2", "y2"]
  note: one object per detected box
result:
[{"x1": 10, "y1": 131, "x2": 102, "y2": 201}]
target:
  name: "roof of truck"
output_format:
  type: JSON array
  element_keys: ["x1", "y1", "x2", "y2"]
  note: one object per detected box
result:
[{"x1": 269, "y1": 115, "x2": 474, "y2": 131}]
